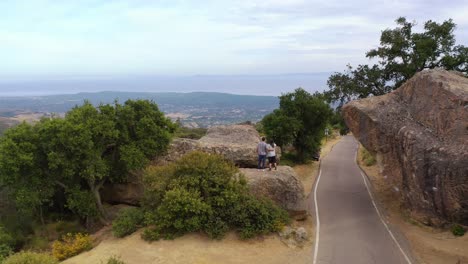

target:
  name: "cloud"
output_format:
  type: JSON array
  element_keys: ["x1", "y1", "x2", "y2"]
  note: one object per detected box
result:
[{"x1": 0, "y1": 0, "x2": 467, "y2": 76}]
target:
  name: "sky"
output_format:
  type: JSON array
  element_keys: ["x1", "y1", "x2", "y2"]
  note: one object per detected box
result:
[{"x1": 0, "y1": 0, "x2": 467, "y2": 95}]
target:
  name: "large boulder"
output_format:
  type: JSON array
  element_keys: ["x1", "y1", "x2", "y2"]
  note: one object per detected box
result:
[
  {"x1": 240, "y1": 166, "x2": 307, "y2": 220},
  {"x1": 157, "y1": 124, "x2": 280, "y2": 168},
  {"x1": 342, "y1": 69, "x2": 468, "y2": 226}
]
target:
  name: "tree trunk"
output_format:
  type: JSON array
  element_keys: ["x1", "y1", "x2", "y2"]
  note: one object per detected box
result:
[{"x1": 89, "y1": 180, "x2": 108, "y2": 225}]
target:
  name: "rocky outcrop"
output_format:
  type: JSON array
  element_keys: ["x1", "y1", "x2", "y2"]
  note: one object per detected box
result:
[
  {"x1": 240, "y1": 166, "x2": 307, "y2": 220},
  {"x1": 102, "y1": 124, "x2": 281, "y2": 205},
  {"x1": 157, "y1": 124, "x2": 280, "y2": 168},
  {"x1": 343, "y1": 69, "x2": 468, "y2": 226}
]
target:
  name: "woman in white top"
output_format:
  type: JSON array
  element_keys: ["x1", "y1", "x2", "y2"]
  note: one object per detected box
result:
[{"x1": 266, "y1": 140, "x2": 277, "y2": 171}]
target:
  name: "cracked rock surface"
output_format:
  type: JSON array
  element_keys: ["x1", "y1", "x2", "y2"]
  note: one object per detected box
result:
[{"x1": 343, "y1": 69, "x2": 468, "y2": 226}]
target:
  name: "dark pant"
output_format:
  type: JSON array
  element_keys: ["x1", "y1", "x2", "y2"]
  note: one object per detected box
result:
[{"x1": 258, "y1": 155, "x2": 266, "y2": 169}]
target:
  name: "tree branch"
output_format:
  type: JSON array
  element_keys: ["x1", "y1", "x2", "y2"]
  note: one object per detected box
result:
[{"x1": 55, "y1": 180, "x2": 68, "y2": 190}]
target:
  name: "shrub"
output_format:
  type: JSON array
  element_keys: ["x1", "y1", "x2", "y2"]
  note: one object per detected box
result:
[
  {"x1": 142, "y1": 152, "x2": 290, "y2": 240},
  {"x1": 112, "y1": 208, "x2": 145, "y2": 238},
  {"x1": 52, "y1": 233, "x2": 93, "y2": 261},
  {"x1": 144, "y1": 188, "x2": 211, "y2": 240},
  {"x1": 230, "y1": 195, "x2": 290, "y2": 239},
  {"x1": 0, "y1": 225, "x2": 14, "y2": 261},
  {"x1": 2, "y1": 251, "x2": 58, "y2": 264},
  {"x1": 102, "y1": 255, "x2": 126, "y2": 264},
  {"x1": 0, "y1": 244, "x2": 13, "y2": 263},
  {"x1": 53, "y1": 220, "x2": 85, "y2": 238},
  {"x1": 360, "y1": 147, "x2": 376, "y2": 166},
  {"x1": 0, "y1": 226, "x2": 14, "y2": 247},
  {"x1": 451, "y1": 224, "x2": 466, "y2": 237},
  {"x1": 24, "y1": 236, "x2": 49, "y2": 251}
]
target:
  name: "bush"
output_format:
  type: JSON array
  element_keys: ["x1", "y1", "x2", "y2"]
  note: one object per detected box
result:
[
  {"x1": 361, "y1": 147, "x2": 376, "y2": 166},
  {"x1": 52, "y1": 233, "x2": 93, "y2": 261},
  {"x1": 0, "y1": 225, "x2": 14, "y2": 261},
  {"x1": 112, "y1": 208, "x2": 145, "y2": 238},
  {"x1": 2, "y1": 251, "x2": 58, "y2": 264},
  {"x1": 144, "y1": 188, "x2": 211, "y2": 239},
  {"x1": 142, "y1": 152, "x2": 290, "y2": 240},
  {"x1": 102, "y1": 255, "x2": 126, "y2": 264},
  {"x1": 24, "y1": 236, "x2": 49, "y2": 251},
  {"x1": 0, "y1": 244, "x2": 13, "y2": 263},
  {"x1": 451, "y1": 224, "x2": 466, "y2": 237},
  {"x1": 230, "y1": 195, "x2": 289, "y2": 239}
]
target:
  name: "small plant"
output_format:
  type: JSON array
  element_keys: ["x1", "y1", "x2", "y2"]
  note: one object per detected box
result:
[
  {"x1": 451, "y1": 224, "x2": 466, "y2": 237},
  {"x1": 2, "y1": 251, "x2": 58, "y2": 264},
  {"x1": 52, "y1": 233, "x2": 93, "y2": 261},
  {"x1": 102, "y1": 255, "x2": 126, "y2": 264},
  {"x1": 360, "y1": 147, "x2": 376, "y2": 166},
  {"x1": 112, "y1": 207, "x2": 145, "y2": 238}
]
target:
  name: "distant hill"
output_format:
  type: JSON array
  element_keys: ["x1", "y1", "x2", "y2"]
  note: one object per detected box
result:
[{"x1": 0, "y1": 92, "x2": 279, "y2": 128}]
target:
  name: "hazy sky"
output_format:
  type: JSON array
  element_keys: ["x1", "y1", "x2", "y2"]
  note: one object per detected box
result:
[{"x1": 1, "y1": 0, "x2": 467, "y2": 78}]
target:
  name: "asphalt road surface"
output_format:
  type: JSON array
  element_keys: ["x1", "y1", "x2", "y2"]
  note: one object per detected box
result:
[{"x1": 311, "y1": 136, "x2": 415, "y2": 264}]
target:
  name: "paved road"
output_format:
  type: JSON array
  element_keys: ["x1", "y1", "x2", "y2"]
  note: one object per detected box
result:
[{"x1": 311, "y1": 136, "x2": 415, "y2": 264}]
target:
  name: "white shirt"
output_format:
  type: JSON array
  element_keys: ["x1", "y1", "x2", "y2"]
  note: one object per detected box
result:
[{"x1": 266, "y1": 143, "x2": 276, "y2": 157}]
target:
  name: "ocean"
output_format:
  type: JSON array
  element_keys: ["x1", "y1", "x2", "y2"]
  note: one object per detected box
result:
[{"x1": 0, "y1": 73, "x2": 331, "y2": 97}]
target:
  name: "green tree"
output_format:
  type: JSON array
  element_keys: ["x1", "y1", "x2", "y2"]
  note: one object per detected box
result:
[
  {"x1": 0, "y1": 100, "x2": 175, "y2": 224},
  {"x1": 0, "y1": 123, "x2": 55, "y2": 224},
  {"x1": 262, "y1": 88, "x2": 332, "y2": 162},
  {"x1": 325, "y1": 17, "x2": 468, "y2": 106}
]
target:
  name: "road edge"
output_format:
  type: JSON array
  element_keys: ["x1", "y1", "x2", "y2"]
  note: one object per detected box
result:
[{"x1": 355, "y1": 143, "x2": 417, "y2": 264}]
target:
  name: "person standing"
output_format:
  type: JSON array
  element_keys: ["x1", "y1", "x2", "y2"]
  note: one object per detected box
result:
[
  {"x1": 257, "y1": 137, "x2": 267, "y2": 170},
  {"x1": 267, "y1": 139, "x2": 277, "y2": 171}
]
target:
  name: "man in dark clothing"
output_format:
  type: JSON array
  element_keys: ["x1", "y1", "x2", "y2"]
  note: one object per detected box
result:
[{"x1": 257, "y1": 137, "x2": 267, "y2": 170}]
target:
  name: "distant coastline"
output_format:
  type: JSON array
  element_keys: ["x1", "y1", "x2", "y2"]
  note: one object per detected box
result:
[{"x1": 0, "y1": 72, "x2": 331, "y2": 97}]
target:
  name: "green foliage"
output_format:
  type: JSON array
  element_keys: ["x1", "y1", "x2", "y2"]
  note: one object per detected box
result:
[
  {"x1": 65, "y1": 189, "x2": 98, "y2": 219},
  {"x1": 102, "y1": 256, "x2": 126, "y2": 264},
  {"x1": 52, "y1": 221, "x2": 85, "y2": 238},
  {"x1": 451, "y1": 224, "x2": 466, "y2": 237},
  {"x1": 325, "y1": 17, "x2": 468, "y2": 106},
  {"x1": 0, "y1": 244, "x2": 13, "y2": 263},
  {"x1": 0, "y1": 99, "x2": 175, "y2": 223},
  {"x1": 360, "y1": 147, "x2": 377, "y2": 166},
  {"x1": 0, "y1": 225, "x2": 14, "y2": 261},
  {"x1": 230, "y1": 196, "x2": 289, "y2": 239},
  {"x1": 329, "y1": 109, "x2": 348, "y2": 135},
  {"x1": 0, "y1": 199, "x2": 33, "y2": 251},
  {"x1": 0, "y1": 122, "x2": 55, "y2": 217},
  {"x1": 0, "y1": 226, "x2": 14, "y2": 250},
  {"x1": 146, "y1": 188, "x2": 211, "y2": 238},
  {"x1": 112, "y1": 208, "x2": 145, "y2": 238},
  {"x1": 2, "y1": 251, "x2": 58, "y2": 264},
  {"x1": 262, "y1": 88, "x2": 332, "y2": 162},
  {"x1": 174, "y1": 126, "x2": 207, "y2": 140},
  {"x1": 141, "y1": 152, "x2": 289, "y2": 241}
]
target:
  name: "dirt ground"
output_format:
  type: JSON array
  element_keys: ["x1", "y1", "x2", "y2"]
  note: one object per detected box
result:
[
  {"x1": 62, "y1": 136, "x2": 342, "y2": 264},
  {"x1": 62, "y1": 226, "x2": 314, "y2": 264},
  {"x1": 357, "y1": 145, "x2": 468, "y2": 264}
]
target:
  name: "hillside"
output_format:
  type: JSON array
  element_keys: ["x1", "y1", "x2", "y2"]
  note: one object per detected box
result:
[{"x1": 0, "y1": 92, "x2": 279, "y2": 128}]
